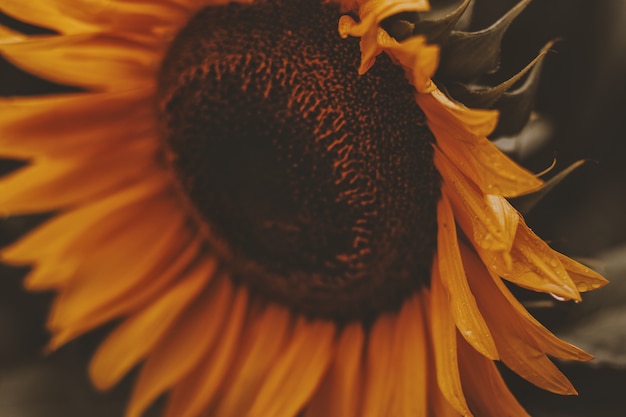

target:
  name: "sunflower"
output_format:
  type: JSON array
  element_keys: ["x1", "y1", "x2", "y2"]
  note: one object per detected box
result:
[{"x1": 0, "y1": 0, "x2": 609, "y2": 416}]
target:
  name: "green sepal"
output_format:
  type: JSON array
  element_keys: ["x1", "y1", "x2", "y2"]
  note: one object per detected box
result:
[
  {"x1": 438, "y1": 0, "x2": 531, "y2": 81},
  {"x1": 491, "y1": 42, "x2": 553, "y2": 137},
  {"x1": 510, "y1": 160, "x2": 587, "y2": 215},
  {"x1": 445, "y1": 48, "x2": 547, "y2": 109},
  {"x1": 413, "y1": 0, "x2": 472, "y2": 44}
]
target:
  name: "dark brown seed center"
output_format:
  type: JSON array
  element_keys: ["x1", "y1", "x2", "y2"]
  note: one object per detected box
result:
[{"x1": 157, "y1": 0, "x2": 441, "y2": 322}]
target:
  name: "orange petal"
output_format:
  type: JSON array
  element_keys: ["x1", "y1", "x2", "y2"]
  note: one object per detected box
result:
[
  {"x1": 426, "y1": 303, "x2": 463, "y2": 417},
  {"x1": 437, "y1": 195, "x2": 498, "y2": 360},
  {"x1": 211, "y1": 303, "x2": 292, "y2": 417},
  {"x1": 489, "y1": 275, "x2": 592, "y2": 361},
  {"x1": 22, "y1": 189, "x2": 170, "y2": 289},
  {"x1": 0, "y1": 1, "x2": 250, "y2": 42},
  {"x1": 48, "y1": 207, "x2": 191, "y2": 332},
  {"x1": 430, "y1": 261, "x2": 473, "y2": 416},
  {"x1": 248, "y1": 318, "x2": 335, "y2": 417},
  {"x1": 0, "y1": 137, "x2": 160, "y2": 214},
  {"x1": 429, "y1": 382, "x2": 463, "y2": 417},
  {"x1": 164, "y1": 287, "x2": 249, "y2": 417},
  {"x1": 1, "y1": 0, "x2": 97, "y2": 33},
  {"x1": 417, "y1": 88, "x2": 498, "y2": 140},
  {"x1": 461, "y1": 244, "x2": 581, "y2": 394},
  {"x1": 458, "y1": 336, "x2": 530, "y2": 417},
  {"x1": 1, "y1": 0, "x2": 190, "y2": 35},
  {"x1": 482, "y1": 220, "x2": 581, "y2": 301},
  {"x1": 435, "y1": 130, "x2": 543, "y2": 197},
  {"x1": 383, "y1": 33, "x2": 439, "y2": 92},
  {"x1": 51, "y1": 235, "x2": 202, "y2": 340},
  {"x1": 126, "y1": 275, "x2": 234, "y2": 417},
  {"x1": 436, "y1": 149, "x2": 519, "y2": 255},
  {"x1": 389, "y1": 293, "x2": 429, "y2": 416},
  {"x1": 338, "y1": 0, "x2": 430, "y2": 74},
  {"x1": 46, "y1": 197, "x2": 187, "y2": 332},
  {"x1": 0, "y1": 25, "x2": 25, "y2": 41},
  {"x1": 87, "y1": 256, "x2": 215, "y2": 389},
  {"x1": 0, "y1": 33, "x2": 160, "y2": 90},
  {"x1": 0, "y1": 90, "x2": 155, "y2": 159},
  {"x1": 556, "y1": 253, "x2": 608, "y2": 292},
  {"x1": 1, "y1": 173, "x2": 169, "y2": 266},
  {"x1": 361, "y1": 313, "x2": 396, "y2": 417},
  {"x1": 304, "y1": 323, "x2": 365, "y2": 417}
]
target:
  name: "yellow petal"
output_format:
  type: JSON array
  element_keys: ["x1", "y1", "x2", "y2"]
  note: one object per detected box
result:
[
  {"x1": 1, "y1": 173, "x2": 169, "y2": 266},
  {"x1": 0, "y1": 90, "x2": 155, "y2": 159},
  {"x1": 458, "y1": 337, "x2": 531, "y2": 417},
  {"x1": 87, "y1": 256, "x2": 215, "y2": 388},
  {"x1": 338, "y1": 0, "x2": 430, "y2": 74},
  {"x1": 164, "y1": 287, "x2": 249, "y2": 417},
  {"x1": 417, "y1": 290, "x2": 461, "y2": 416},
  {"x1": 483, "y1": 220, "x2": 581, "y2": 301},
  {"x1": 304, "y1": 323, "x2": 365, "y2": 417},
  {"x1": 428, "y1": 340, "x2": 463, "y2": 417},
  {"x1": 489, "y1": 270, "x2": 592, "y2": 361},
  {"x1": 1, "y1": 0, "x2": 189, "y2": 35},
  {"x1": 430, "y1": 261, "x2": 473, "y2": 416},
  {"x1": 436, "y1": 130, "x2": 543, "y2": 197},
  {"x1": 1, "y1": 0, "x2": 98, "y2": 34},
  {"x1": 361, "y1": 313, "x2": 396, "y2": 417},
  {"x1": 0, "y1": 25, "x2": 25, "y2": 42},
  {"x1": 49, "y1": 236, "x2": 202, "y2": 342},
  {"x1": 211, "y1": 303, "x2": 291, "y2": 417},
  {"x1": 0, "y1": 137, "x2": 159, "y2": 214},
  {"x1": 417, "y1": 88, "x2": 498, "y2": 140},
  {"x1": 436, "y1": 150, "x2": 519, "y2": 255},
  {"x1": 389, "y1": 293, "x2": 429, "y2": 416},
  {"x1": 126, "y1": 275, "x2": 234, "y2": 417},
  {"x1": 45, "y1": 201, "x2": 188, "y2": 332},
  {"x1": 0, "y1": 33, "x2": 160, "y2": 90},
  {"x1": 382, "y1": 33, "x2": 439, "y2": 92},
  {"x1": 249, "y1": 318, "x2": 335, "y2": 417},
  {"x1": 462, "y1": 244, "x2": 582, "y2": 394},
  {"x1": 557, "y1": 253, "x2": 608, "y2": 292},
  {"x1": 437, "y1": 194, "x2": 499, "y2": 360}
]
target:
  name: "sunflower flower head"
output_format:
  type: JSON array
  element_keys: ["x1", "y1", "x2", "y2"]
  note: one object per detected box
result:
[{"x1": 0, "y1": 1, "x2": 608, "y2": 417}]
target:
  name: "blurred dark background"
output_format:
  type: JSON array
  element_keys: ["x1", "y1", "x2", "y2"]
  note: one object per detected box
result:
[{"x1": 1, "y1": 0, "x2": 625, "y2": 416}]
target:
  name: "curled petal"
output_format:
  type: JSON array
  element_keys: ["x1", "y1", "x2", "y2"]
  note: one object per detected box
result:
[
  {"x1": 338, "y1": 0, "x2": 430, "y2": 74},
  {"x1": 381, "y1": 32, "x2": 439, "y2": 92}
]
